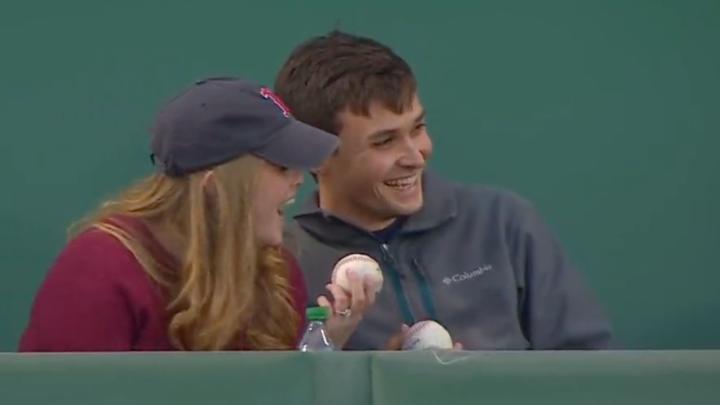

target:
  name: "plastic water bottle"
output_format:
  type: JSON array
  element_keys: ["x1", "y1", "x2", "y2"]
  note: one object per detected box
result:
[{"x1": 298, "y1": 306, "x2": 336, "y2": 352}]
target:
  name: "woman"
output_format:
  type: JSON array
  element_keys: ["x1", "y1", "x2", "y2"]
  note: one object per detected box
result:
[{"x1": 19, "y1": 77, "x2": 373, "y2": 351}]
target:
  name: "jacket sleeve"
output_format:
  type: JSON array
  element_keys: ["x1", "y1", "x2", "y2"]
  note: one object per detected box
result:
[
  {"x1": 18, "y1": 232, "x2": 136, "y2": 352},
  {"x1": 509, "y1": 197, "x2": 612, "y2": 349}
]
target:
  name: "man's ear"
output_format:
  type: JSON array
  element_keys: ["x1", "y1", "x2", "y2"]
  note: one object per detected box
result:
[
  {"x1": 314, "y1": 142, "x2": 341, "y2": 177},
  {"x1": 312, "y1": 156, "x2": 336, "y2": 180},
  {"x1": 311, "y1": 164, "x2": 326, "y2": 177}
]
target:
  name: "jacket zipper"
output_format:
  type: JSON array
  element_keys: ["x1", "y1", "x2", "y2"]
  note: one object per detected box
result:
[
  {"x1": 411, "y1": 258, "x2": 438, "y2": 320},
  {"x1": 380, "y1": 243, "x2": 416, "y2": 325}
]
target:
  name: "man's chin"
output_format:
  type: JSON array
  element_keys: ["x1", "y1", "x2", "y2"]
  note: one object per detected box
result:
[{"x1": 388, "y1": 198, "x2": 424, "y2": 217}]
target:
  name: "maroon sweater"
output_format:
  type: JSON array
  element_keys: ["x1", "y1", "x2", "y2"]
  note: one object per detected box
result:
[{"x1": 19, "y1": 218, "x2": 308, "y2": 351}]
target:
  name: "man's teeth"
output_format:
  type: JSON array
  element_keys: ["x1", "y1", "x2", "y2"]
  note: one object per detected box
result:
[{"x1": 384, "y1": 176, "x2": 416, "y2": 189}]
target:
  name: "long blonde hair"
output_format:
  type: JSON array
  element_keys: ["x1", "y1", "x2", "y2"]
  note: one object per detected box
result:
[{"x1": 71, "y1": 155, "x2": 298, "y2": 350}]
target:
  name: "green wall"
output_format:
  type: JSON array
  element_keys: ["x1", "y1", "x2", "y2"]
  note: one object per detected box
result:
[{"x1": 1, "y1": 0, "x2": 718, "y2": 351}]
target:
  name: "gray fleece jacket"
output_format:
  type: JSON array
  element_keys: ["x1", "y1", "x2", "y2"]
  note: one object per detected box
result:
[{"x1": 288, "y1": 170, "x2": 612, "y2": 350}]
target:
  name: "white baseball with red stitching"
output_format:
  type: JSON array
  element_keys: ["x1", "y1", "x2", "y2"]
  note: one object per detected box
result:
[
  {"x1": 402, "y1": 320, "x2": 453, "y2": 350},
  {"x1": 331, "y1": 253, "x2": 383, "y2": 294}
]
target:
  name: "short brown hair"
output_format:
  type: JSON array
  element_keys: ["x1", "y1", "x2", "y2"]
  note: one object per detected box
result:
[{"x1": 274, "y1": 30, "x2": 417, "y2": 134}]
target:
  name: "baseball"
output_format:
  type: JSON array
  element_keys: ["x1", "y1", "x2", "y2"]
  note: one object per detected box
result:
[
  {"x1": 401, "y1": 320, "x2": 454, "y2": 350},
  {"x1": 331, "y1": 253, "x2": 383, "y2": 294}
]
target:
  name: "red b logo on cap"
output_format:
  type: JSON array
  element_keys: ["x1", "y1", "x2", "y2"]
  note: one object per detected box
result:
[{"x1": 260, "y1": 87, "x2": 292, "y2": 118}]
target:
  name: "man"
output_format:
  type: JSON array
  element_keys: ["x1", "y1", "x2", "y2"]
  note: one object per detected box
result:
[{"x1": 275, "y1": 31, "x2": 612, "y2": 350}]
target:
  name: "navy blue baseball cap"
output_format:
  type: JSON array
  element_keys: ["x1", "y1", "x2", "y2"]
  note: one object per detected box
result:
[{"x1": 150, "y1": 76, "x2": 338, "y2": 176}]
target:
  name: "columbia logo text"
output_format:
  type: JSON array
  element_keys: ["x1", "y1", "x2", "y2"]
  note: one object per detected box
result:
[{"x1": 443, "y1": 265, "x2": 493, "y2": 285}]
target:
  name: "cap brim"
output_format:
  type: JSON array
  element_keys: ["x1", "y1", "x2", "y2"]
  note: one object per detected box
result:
[{"x1": 253, "y1": 120, "x2": 339, "y2": 170}]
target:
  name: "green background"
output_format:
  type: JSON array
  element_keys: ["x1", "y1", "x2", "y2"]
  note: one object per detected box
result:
[{"x1": 1, "y1": 0, "x2": 718, "y2": 351}]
